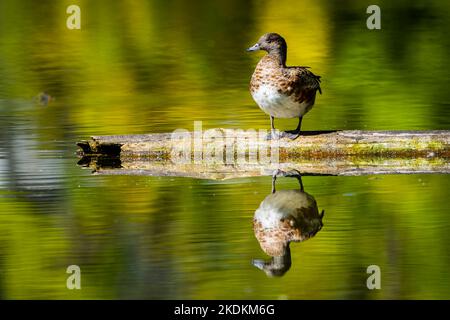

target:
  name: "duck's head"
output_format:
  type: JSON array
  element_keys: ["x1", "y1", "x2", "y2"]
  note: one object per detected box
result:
[{"x1": 247, "y1": 33, "x2": 287, "y2": 54}]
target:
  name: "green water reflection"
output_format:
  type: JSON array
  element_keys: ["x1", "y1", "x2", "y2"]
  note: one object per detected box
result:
[
  {"x1": 252, "y1": 173, "x2": 325, "y2": 278},
  {"x1": 0, "y1": 0, "x2": 449, "y2": 299}
]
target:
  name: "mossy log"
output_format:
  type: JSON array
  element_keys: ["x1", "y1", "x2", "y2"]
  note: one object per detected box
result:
[{"x1": 77, "y1": 130, "x2": 450, "y2": 179}]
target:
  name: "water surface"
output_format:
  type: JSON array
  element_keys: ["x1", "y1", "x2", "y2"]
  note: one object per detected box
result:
[{"x1": 0, "y1": 0, "x2": 449, "y2": 299}]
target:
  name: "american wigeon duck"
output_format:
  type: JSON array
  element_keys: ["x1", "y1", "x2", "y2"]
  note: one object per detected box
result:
[
  {"x1": 252, "y1": 171, "x2": 324, "y2": 277},
  {"x1": 247, "y1": 33, "x2": 322, "y2": 140}
]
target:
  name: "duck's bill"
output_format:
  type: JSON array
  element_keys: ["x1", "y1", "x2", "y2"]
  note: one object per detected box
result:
[
  {"x1": 252, "y1": 259, "x2": 265, "y2": 270},
  {"x1": 246, "y1": 43, "x2": 260, "y2": 51}
]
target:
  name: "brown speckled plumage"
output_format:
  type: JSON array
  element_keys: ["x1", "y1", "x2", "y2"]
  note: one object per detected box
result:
[
  {"x1": 250, "y1": 54, "x2": 321, "y2": 105},
  {"x1": 253, "y1": 189, "x2": 323, "y2": 257},
  {"x1": 252, "y1": 174, "x2": 324, "y2": 277},
  {"x1": 247, "y1": 33, "x2": 322, "y2": 139}
]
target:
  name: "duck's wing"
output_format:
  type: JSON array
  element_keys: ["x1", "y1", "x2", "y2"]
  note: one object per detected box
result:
[{"x1": 285, "y1": 67, "x2": 322, "y2": 96}]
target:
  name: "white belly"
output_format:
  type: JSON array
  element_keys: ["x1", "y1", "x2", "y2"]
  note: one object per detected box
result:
[
  {"x1": 254, "y1": 190, "x2": 310, "y2": 229},
  {"x1": 251, "y1": 84, "x2": 311, "y2": 118}
]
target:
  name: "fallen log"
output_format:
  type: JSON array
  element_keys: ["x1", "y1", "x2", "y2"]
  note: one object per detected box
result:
[{"x1": 77, "y1": 130, "x2": 450, "y2": 179}]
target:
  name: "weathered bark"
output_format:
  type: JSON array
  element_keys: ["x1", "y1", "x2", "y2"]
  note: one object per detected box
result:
[{"x1": 77, "y1": 130, "x2": 450, "y2": 179}]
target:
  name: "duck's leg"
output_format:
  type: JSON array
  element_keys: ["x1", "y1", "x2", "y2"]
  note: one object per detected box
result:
[
  {"x1": 281, "y1": 116, "x2": 302, "y2": 140},
  {"x1": 271, "y1": 170, "x2": 277, "y2": 193},
  {"x1": 285, "y1": 170, "x2": 303, "y2": 191},
  {"x1": 282, "y1": 169, "x2": 304, "y2": 191},
  {"x1": 266, "y1": 116, "x2": 282, "y2": 140},
  {"x1": 272, "y1": 174, "x2": 277, "y2": 193},
  {"x1": 272, "y1": 169, "x2": 303, "y2": 192},
  {"x1": 296, "y1": 174, "x2": 304, "y2": 192}
]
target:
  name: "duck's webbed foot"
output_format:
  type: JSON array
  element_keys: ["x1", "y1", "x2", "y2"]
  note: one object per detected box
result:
[
  {"x1": 280, "y1": 130, "x2": 300, "y2": 140},
  {"x1": 266, "y1": 130, "x2": 300, "y2": 140},
  {"x1": 265, "y1": 130, "x2": 282, "y2": 140},
  {"x1": 280, "y1": 116, "x2": 303, "y2": 140},
  {"x1": 273, "y1": 169, "x2": 301, "y2": 178},
  {"x1": 266, "y1": 116, "x2": 302, "y2": 140}
]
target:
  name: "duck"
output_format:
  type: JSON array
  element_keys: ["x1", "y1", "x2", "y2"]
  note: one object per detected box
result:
[
  {"x1": 252, "y1": 170, "x2": 324, "y2": 277},
  {"x1": 247, "y1": 33, "x2": 322, "y2": 140}
]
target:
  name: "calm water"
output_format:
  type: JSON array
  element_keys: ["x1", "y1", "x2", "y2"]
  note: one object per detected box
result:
[{"x1": 0, "y1": 0, "x2": 449, "y2": 299}]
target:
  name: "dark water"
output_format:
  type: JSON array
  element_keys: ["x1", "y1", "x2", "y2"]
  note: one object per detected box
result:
[{"x1": 0, "y1": 0, "x2": 449, "y2": 299}]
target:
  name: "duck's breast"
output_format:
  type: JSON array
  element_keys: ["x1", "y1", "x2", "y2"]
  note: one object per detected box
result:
[
  {"x1": 251, "y1": 84, "x2": 311, "y2": 118},
  {"x1": 250, "y1": 58, "x2": 314, "y2": 118}
]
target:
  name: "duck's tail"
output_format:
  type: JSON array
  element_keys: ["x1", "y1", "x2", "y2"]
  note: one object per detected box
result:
[{"x1": 315, "y1": 75, "x2": 322, "y2": 94}]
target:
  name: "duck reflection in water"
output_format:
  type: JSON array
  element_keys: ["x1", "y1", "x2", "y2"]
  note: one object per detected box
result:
[{"x1": 252, "y1": 170, "x2": 325, "y2": 277}]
